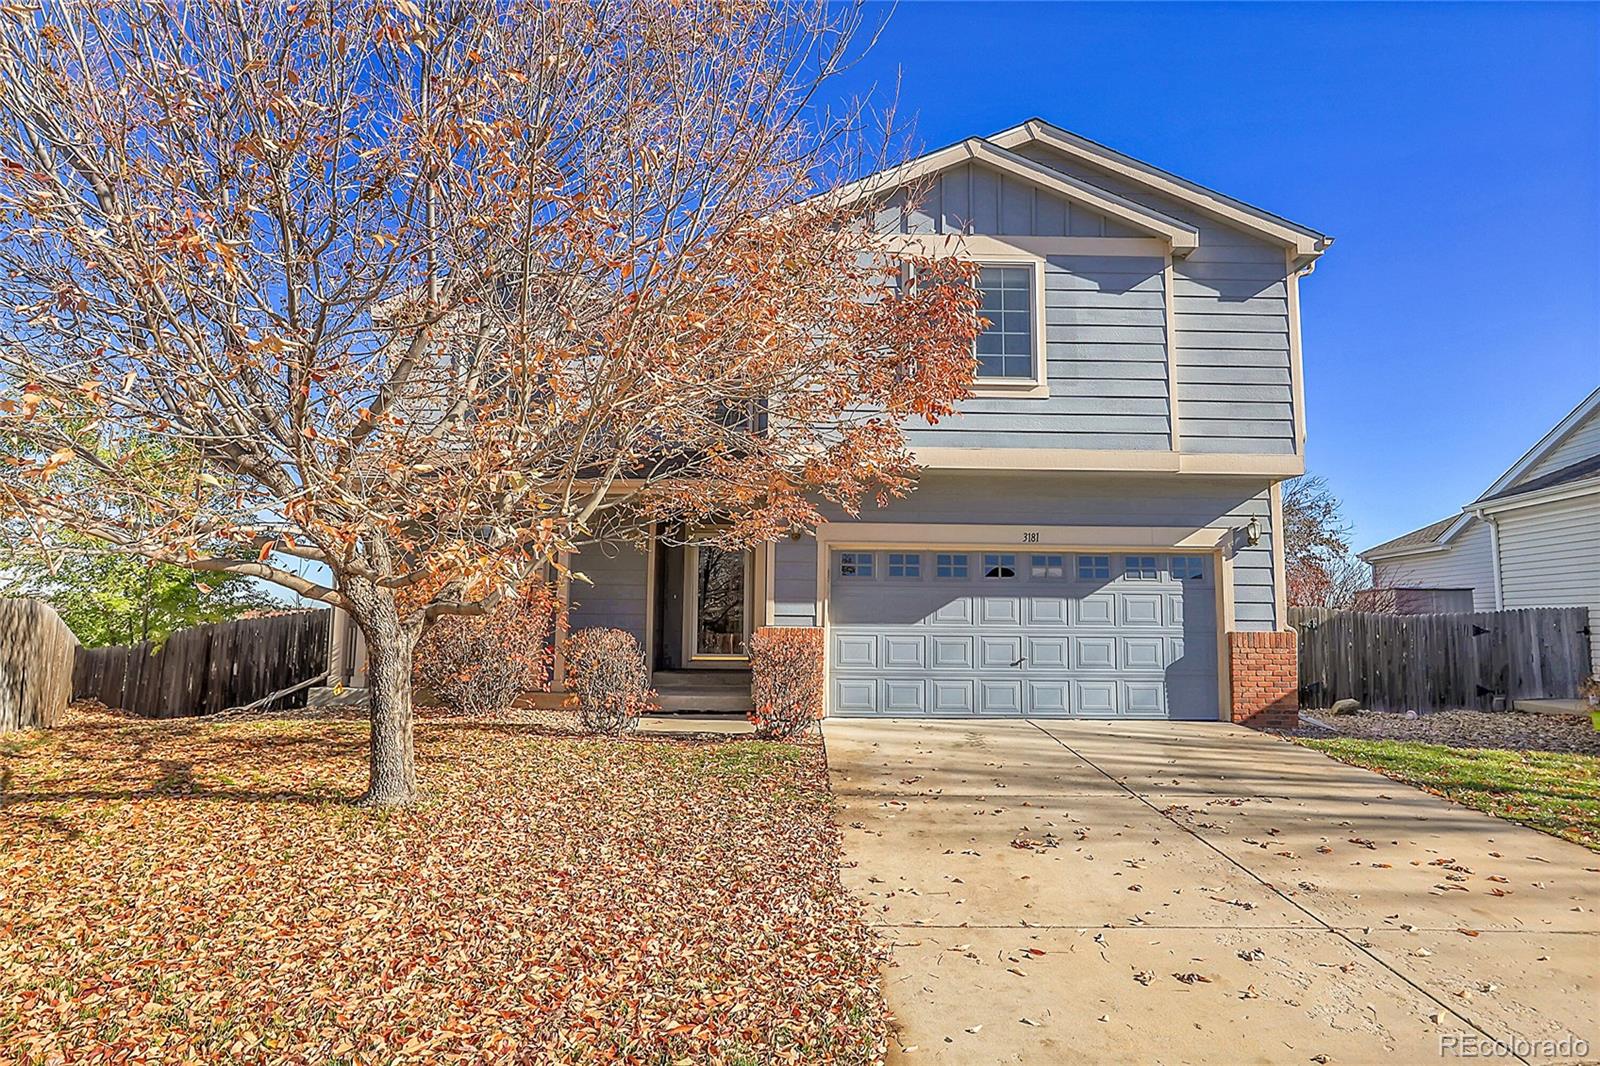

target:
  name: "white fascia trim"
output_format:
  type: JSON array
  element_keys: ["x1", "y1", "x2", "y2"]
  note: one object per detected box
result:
[
  {"x1": 989, "y1": 119, "x2": 1331, "y2": 259},
  {"x1": 1358, "y1": 513, "x2": 1477, "y2": 563},
  {"x1": 911, "y1": 447, "x2": 1303, "y2": 478},
  {"x1": 1472, "y1": 476, "x2": 1600, "y2": 516},
  {"x1": 1471, "y1": 387, "x2": 1600, "y2": 502},
  {"x1": 1360, "y1": 542, "x2": 1453, "y2": 564},
  {"x1": 831, "y1": 137, "x2": 1201, "y2": 255}
]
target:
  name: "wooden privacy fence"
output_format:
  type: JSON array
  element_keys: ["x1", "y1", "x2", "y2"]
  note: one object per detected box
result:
[
  {"x1": 0, "y1": 598, "x2": 78, "y2": 732},
  {"x1": 1289, "y1": 606, "x2": 1592, "y2": 713},
  {"x1": 73, "y1": 610, "x2": 332, "y2": 719}
]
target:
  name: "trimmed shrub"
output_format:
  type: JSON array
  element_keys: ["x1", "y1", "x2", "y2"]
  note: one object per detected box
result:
[
  {"x1": 748, "y1": 626, "x2": 824, "y2": 739},
  {"x1": 412, "y1": 588, "x2": 558, "y2": 716},
  {"x1": 564, "y1": 627, "x2": 656, "y2": 735}
]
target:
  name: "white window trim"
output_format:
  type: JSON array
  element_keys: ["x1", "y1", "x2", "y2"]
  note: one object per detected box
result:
[
  {"x1": 683, "y1": 544, "x2": 755, "y2": 665},
  {"x1": 972, "y1": 257, "x2": 1049, "y2": 398}
]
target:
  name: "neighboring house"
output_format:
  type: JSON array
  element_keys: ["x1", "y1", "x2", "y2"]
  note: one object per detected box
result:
[
  {"x1": 565, "y1": 118, "x2": 1332, "y2": 726},
  {"x1": 1359, "y1": 388, "x2": 1600, "y2": 664}
]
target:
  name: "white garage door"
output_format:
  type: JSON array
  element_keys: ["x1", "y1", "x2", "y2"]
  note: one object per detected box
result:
[{"x1": 827, "y1": 549, "x2": 1219, "y2": 719}]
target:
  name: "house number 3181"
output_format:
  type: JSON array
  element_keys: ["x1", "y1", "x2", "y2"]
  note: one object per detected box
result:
[{"x1": 1021, "y1": 532, "x2": 1040, "y2": 543}]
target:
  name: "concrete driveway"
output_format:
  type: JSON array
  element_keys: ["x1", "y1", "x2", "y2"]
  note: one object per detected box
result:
[{"x1": 824, "y1": 719, "x2": 1600, "y2": 1065}]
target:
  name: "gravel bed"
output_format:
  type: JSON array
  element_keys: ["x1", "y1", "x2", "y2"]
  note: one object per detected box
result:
[{"x1": 1284, "y1": 707, "x2": 1600, "y2": 755}]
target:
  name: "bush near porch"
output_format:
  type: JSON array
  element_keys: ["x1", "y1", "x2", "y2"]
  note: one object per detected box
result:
[
  {"x1": 749, "y1": 626, "x2": 825, "y2": 739},
  {"x1": 0, "y1": 705, "x2": 887, "y2": 1064}
]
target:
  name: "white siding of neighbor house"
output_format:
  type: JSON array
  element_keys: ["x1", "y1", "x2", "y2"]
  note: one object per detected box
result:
[
  {"x1": 568, "y1": 543, "x2": 650, "y2": 644},
  {"x1": 1369, "y1": 519, "x2": 1498, "y2": 611},
  {"x1": 1516, "y1": 407, "x2": 1600, "y2": 483},
  {"x1": 1495, "y1": 493, "x2": 1600, "y2": 665}
]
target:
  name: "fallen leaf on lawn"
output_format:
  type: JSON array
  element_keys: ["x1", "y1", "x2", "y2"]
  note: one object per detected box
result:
[{"x1": 1172, "y1": 972, "x2": 1211, "y2": 984}]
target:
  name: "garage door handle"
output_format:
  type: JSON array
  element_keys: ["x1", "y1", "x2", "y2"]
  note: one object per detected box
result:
[{"x1": 1010, "y1": 657, "x2": 1026, "y2": 667}]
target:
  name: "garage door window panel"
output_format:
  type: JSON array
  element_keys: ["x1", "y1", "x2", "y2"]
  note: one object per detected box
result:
[
  {"x1": 838, "y1": 551, "x2": 874, "y2": 579},
  {"x1": 983, "y1": 553, "x2": 1017, "y2": 579},
  {"x1": 1124, "y1": 555, "x2": 1159, "y2": 580},
  {"x1": 1078, "y1": 555, "x2": 1111, "y2": 581},
  {"x1": 887, "y1": 552, "x2": 922, "y2": 579}
]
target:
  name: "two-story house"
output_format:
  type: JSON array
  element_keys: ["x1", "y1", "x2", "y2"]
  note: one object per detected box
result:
[{"x1": 562, "y1": 119, "x2": 1332, "y2": 728}]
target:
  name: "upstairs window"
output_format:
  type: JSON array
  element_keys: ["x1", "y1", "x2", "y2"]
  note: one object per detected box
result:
[
  {"x1": 975, "y1": 265, "x2": 1035, "y2": 381},
  {"x1": 838, "y1": 552, "x2": 874, "y2": 579}
]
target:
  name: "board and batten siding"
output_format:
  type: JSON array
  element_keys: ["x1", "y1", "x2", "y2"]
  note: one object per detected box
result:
[
  {"x1": 1494, "y1": 494, "x2": 1600, "y2": 665},
  {"x1": 1369, "y1": 518, "x2": 1498, "y2": 611},
  {"x1": 1008, "y1": 146, "x2": 1298, "y2": 456},
  {"x1": 1518, "y1": 407, "x2": 1600, "y2": 483},
  {"x1": 568, "y1": 543, "x2": 650, "y2": 644},
  {"x1": 777, "y1": 472, "x2": 1279, "y2": 630}
]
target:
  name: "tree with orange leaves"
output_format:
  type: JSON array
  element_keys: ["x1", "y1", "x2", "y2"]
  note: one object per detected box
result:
[{"x1": 0, "y1": 1, "x2": 982, "y2": 803}]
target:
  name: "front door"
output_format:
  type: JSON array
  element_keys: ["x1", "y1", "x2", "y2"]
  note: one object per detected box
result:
[{"x1": 691, "y1": 546, "x2": 751, "y2": 660}]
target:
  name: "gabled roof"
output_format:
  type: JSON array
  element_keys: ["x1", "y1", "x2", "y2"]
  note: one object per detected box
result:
[
  {"x1": 832, "y1": 136, "x2": 1200, "y2": 253},
  {"x1": 989, "y1": 118, "x2": 1333, "y2": 260},
  {"x1": 1479, "y1": 453, "x2": 1600, "y2": 504},
  {"x1": 829, "y1": 119, "x2": 1331, "y2": 261},
  {"x1": 1360, "y1": 516, "x2": 1461, "y2": 561},
  {"x1": 1471, "y1": 387, "x2": 1600, "y2": 503},
  {"x1": 1360, "y1": 386, "x2": 1600, "y2": 560}
]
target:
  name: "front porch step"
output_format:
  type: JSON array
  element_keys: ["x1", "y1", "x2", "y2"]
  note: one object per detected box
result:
[{"x1": 652, "y1": 670, "x2": 752, "y2": 714}]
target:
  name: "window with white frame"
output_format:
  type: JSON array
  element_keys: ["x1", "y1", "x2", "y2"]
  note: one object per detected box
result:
[
  {"x1": 838, "y1": 551, "x2": 874, "y2": 578},
  {"x1": 1171, "y1": 555, "x2": 1206, "y2": 581},
  {"x1": 1124, "y1": 555, "x2": 1158, "y2": 580},
  {"x1": 983, "y1": 553, "x2": 1017, "y2": 579},
  {"x1": 1030, "y1": 554, "x2": 1065, "y2": 579},
  {"x1": 887, "y1": 552, "x2": 922, "y2": 579},
  {"x1": 1077, "y1": 555, "x2": 1110, "y2": 580},
  {"x1": 975, "y1": 265, "x2": 1035, "y2": 381},
  {"x1": 936, "y1": 553, "x2": 969, "y2": 579}
]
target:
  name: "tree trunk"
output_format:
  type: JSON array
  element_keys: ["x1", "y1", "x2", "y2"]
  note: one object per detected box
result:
[{"x1": 351, "y1": 591, "x2": 419, "y2": 806}]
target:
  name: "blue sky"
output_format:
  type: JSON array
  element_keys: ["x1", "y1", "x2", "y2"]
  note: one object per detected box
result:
[{"x1": 829, "y1": 1, "x2": 1599, "y2": 549}]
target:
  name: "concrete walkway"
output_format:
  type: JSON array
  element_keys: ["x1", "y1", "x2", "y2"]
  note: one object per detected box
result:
[{"x1": 824, "y1": 719, "x2": 1599, "y2": 1066}]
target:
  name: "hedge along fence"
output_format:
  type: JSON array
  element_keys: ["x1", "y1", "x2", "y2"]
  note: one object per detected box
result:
[
  {"x1": 73, "y1": 610, "x2": 332, "y2": 719},
  {"x1": 749, "y1": 626, "x2": 825, "y2": 739},
  {"x1": 0, "y1": 598, "x2": 78, "y2": 733}
]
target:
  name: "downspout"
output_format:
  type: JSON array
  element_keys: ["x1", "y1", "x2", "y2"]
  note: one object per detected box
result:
[{"x1": 1471, "y1": 508, "x2": 1505, "y2": 610}]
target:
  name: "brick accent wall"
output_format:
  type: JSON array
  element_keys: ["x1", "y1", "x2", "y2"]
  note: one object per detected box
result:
[{"x1": 1228, "y1": 631, "x2": 1298, "y2": 729}]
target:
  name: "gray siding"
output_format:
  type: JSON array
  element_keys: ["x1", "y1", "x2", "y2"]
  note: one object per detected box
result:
[
  {"x1": 880, "y1": 163, "x2": 1138, "y2": 238},
  {"x1": 1371, "y1": 518, "x2": 1497, "y2": 611},
  {"x1": 903, "y1": 253, "x2": 1172, "y2": 451},
  {"x1": 1013, "y1": 146, "x2": 1297, "y2": 456},
  {"x1": 774, "y1": 537, "x2": 819, "y2": 626},
  {"x1": 568, "y1": 543, "x2": 649, "y2": 642},
  {"x1": 798, "y1": 472, "x2": 1279, "y2": 630}
]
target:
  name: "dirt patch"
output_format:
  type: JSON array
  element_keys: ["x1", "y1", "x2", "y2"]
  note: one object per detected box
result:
[{"x1": 1286, "y1": 707, "x2": 1600, "y2": 755}]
